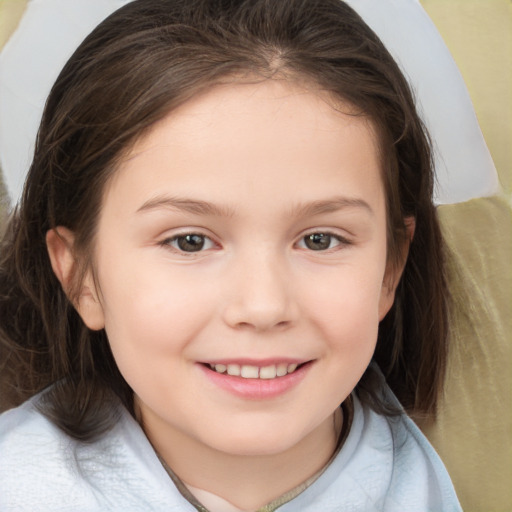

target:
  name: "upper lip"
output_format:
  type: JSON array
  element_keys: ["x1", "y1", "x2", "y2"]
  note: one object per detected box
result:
[{"x1": 200, "y1": 358, "x2": 310, "y2": 367}]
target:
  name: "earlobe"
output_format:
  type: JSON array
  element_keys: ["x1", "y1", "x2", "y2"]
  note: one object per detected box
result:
[
  {"x1": 378, "y1": 217, "x2": 415, "y2": 320},
  {"x1": 378, "y1": 277, "x2": 398, "y2": 321},
  {"x1": 46, "y1": 227, "x2": 105, "y2": 331}
]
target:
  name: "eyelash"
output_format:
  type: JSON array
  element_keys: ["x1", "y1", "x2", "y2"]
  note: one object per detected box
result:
[
  {"x1": 296, "y1": 231, "x2": 352, "y2": 252},
  {"x1": 160, "y1": 233, "x2": 217, "y2": 253},
  {"x1": 159, "y1": 230, "x2": 352, "y2": 254}
]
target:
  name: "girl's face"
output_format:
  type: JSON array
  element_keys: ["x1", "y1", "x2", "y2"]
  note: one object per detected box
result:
[{"x1": 77, "y1": 80, "x2": 400, "y2": 458}]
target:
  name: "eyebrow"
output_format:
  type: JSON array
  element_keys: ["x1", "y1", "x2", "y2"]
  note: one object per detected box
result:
[
  {"x1": 136, "y1": 195, "x2": 373, "y2": 218},
  {"x1": 136, "y1": 195, "x2": 235, "y2": 217},
  {"x1": 289, "y1": 196, "x2": 374, "y2": 218}
]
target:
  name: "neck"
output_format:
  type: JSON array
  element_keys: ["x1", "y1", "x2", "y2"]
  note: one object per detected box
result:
[{"x1": 144, "y1": 409, "x2": 342, "y2": 511}]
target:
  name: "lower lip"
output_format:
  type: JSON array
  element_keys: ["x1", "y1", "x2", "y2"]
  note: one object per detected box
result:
[{"x1": 199, "y1": 362, "x2": 312, "y2": 400}]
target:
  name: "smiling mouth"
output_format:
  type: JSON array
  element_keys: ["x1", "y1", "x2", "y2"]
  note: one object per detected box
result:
[{"x1": 205, "y1": 362, "x2": 306, "y2": 380}]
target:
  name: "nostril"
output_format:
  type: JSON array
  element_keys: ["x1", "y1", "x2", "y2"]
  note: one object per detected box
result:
[
  {"x1": 275, "y1": 320, "x2": 291, "y2": 330},
  {"x1": 233, "y1": 319, "x2": 291, "y2": 331},
  {"x1": 222, "y1": 290, "x2": 297, "y2": 331},
  {"x1": 234, "y1": 321, "x2": 253, "y2": 330}
]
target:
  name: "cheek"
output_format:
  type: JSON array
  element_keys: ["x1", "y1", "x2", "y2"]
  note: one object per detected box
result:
[
  {"x1": 97, "y1": 260, "x2": 216, "y2": 362},
  {"x1": 97, "y1": 270, "x2": 214, "y2": 404},
  {"x1": 301, "y1": 263, "x2": 384, "y2": 350}
]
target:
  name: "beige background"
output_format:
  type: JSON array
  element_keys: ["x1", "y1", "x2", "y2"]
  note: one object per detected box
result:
[
  {"x1": 1, "y1": 1, "x2": 511, "y2": 510},
  {"x1": 421, "y1": 0, "x2": 511, "y2": 197},
  {"x1": 417, "y1": 3, "x2": 512, "y2": 512}
]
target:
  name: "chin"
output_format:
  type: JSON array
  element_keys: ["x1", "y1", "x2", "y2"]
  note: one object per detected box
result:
[
  {"x1": 201, "y1": 420, "x2": 318, "y2": 458},
  {"x1": 218, "y1": 438, "x2": 298, "y2": 457}
]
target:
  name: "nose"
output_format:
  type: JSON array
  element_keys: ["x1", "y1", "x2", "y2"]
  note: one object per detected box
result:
[{"x1": 222, "y1": 250, "x2": 298, "y2": 332}]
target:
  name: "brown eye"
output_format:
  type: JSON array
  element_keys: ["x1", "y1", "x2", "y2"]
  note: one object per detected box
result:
[
  {"x1": 303, "y1": 233, "x2": 333, "y2": 251},
  {"x1": 171, "y1": 234, "x2": 209, "y2": 252}
]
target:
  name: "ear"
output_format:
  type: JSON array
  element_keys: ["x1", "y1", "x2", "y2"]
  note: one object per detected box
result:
[
  {"x1": 378, "y1": 217, "x2": 416, "y2": 320},
  {"x1": 46, "y1": 227, "x2": 105, "y2": 331}
]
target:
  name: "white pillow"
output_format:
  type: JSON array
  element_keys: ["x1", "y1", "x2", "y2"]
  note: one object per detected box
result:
[{"x1": 0, "y1": 0, "x2": 499, "y2": 205}]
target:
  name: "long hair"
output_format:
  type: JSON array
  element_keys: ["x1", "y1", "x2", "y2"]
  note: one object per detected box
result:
[{"x1": 0, "y1": 0, "x2": 448, "y2": 438}]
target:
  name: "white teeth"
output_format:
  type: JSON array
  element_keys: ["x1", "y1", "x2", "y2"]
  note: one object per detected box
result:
[
  {"x1": 215, "y1": 364, "x2": 227, "y2": 373},
  {"x1": 276, "y1": 363, "x2": 288, "y2": 377},
  {"x1": 241, "y1": 365, "x2": 259, "y2": 379},
  {"x1": 210, "y1": 362, "x2": 302, "y2": 379},
  {"x1": 259, "y1": 365, "x2": 277, "y2": 379},
  {"x1": 227, "y1": 364, "x2": 241, "y2": 376}
]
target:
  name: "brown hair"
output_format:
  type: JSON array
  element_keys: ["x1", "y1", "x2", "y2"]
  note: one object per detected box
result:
[{"x1": 0, "y1": 0, "x2": 448, "y2": 438}]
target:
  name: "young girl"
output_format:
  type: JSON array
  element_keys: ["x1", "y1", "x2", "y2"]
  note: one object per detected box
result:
[{"x1": 0, "y1": 0, "x2": 461, "y2": 510}]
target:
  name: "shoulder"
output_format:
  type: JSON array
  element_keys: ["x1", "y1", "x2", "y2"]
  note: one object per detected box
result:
[
  {"x1": 0, "y1": 396, "x2": 62, "y2": 466},
  {"x1": 365, "y1": 388, "x2": 463, "y2": 511},
  {"x1": 0, "y1": 396, "x2": 97, "y2": 510},
  {"x1": 0, "y1": 394, "x2": 193, "y2": 511},
  {"x1": 353, "y1": 390, "x2": 462, "y2": 511},
  {"x1": 283, "y1": 385, "x2": 462, "y2": 512}
]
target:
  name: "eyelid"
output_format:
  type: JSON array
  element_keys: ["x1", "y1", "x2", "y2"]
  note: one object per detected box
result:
[
  {"x1": 295, "y1": 229, "x2": 353, "y2": 250},
  {"x1": 159, "y1": 228, "x2": 220, "y2": 253}
]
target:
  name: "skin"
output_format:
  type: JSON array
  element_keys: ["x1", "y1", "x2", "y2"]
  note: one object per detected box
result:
[{"x1": 47, "y1": 79, "x2": 406, "y2": 510}]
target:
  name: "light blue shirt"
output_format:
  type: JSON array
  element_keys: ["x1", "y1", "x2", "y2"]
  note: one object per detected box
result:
[{"x1": 0, "y1": 384, "x2": 462, "y2": 511}]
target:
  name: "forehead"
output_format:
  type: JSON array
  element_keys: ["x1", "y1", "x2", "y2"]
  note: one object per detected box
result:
[
  {"x1": 104, "y1": 79, "x2": 384, "y2": 216},
  {"x1": 126, "y1": 78, "x2": 377, "y2": 156}
]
